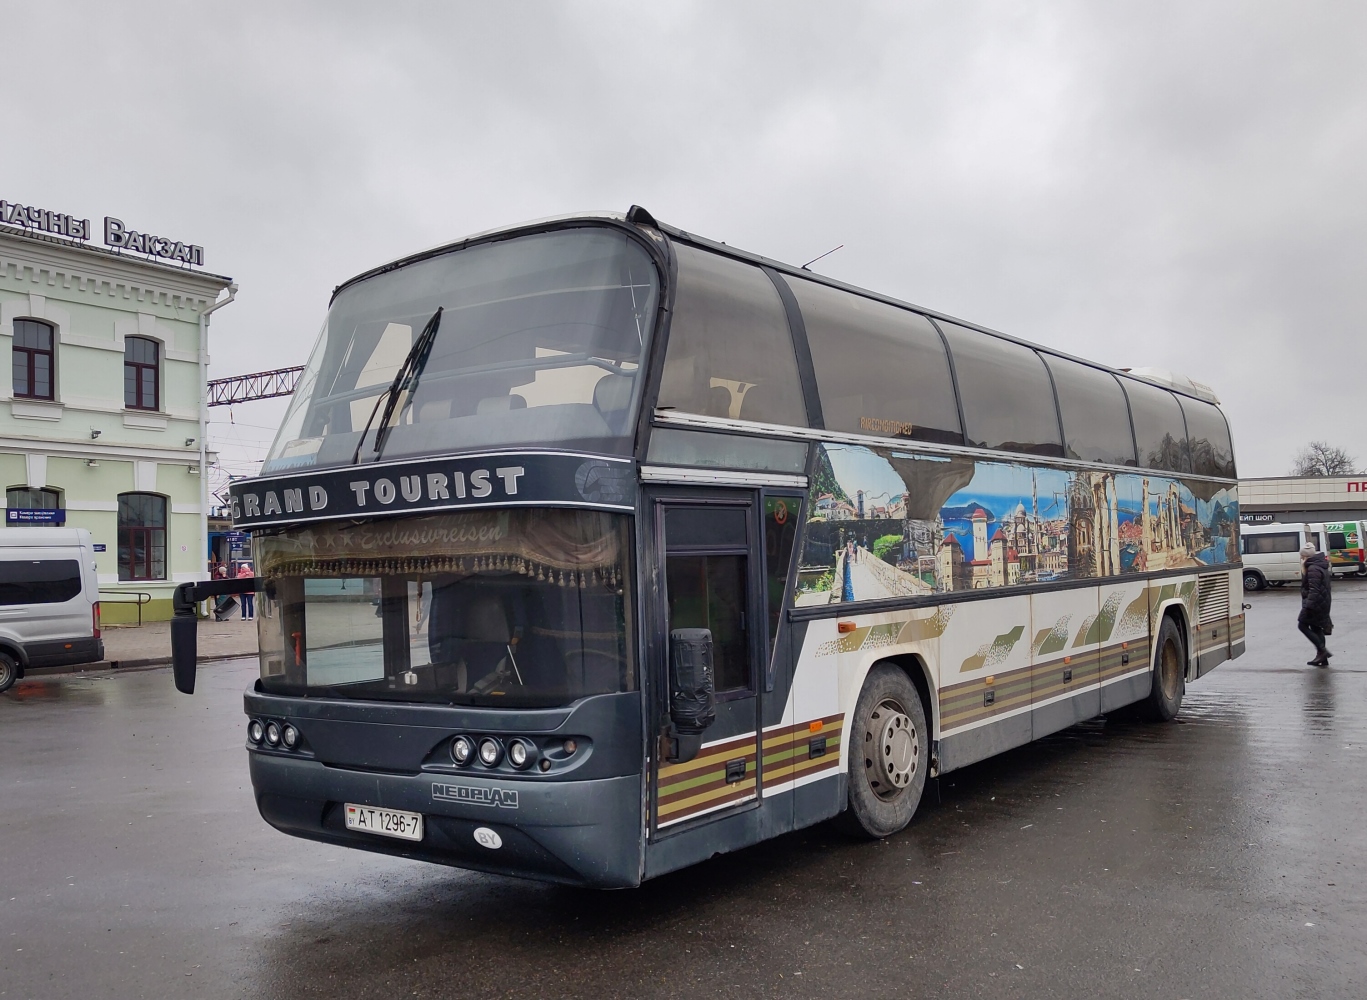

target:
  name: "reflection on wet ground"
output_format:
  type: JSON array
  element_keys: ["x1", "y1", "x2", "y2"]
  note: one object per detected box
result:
[{"x1": 2, "y1": 583, "x2": 1365, "y2": 999}]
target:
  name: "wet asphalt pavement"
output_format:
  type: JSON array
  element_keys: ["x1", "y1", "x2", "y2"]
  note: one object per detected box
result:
[{"x1": 3, "y1": 585, "x2": 1365, "y2": 1000}]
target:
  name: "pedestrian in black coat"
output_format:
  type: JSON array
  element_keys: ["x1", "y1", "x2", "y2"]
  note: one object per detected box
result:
[{"x1": 1298, "y1": 544, "x2": 1333, "y2": 666}]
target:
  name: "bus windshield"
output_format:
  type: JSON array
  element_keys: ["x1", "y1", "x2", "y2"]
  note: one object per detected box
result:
[
  {"x1": 253, "y1": 508, "x2": 634, "y2": 708},
  {"x1": 262, "y1": 227, "x2": 659, "y2": 474}
]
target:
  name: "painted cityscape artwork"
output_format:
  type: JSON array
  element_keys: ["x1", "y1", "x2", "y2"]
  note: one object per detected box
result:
[{"x1": 797, "y1": 444, "x2": 1238, "y2": 606}]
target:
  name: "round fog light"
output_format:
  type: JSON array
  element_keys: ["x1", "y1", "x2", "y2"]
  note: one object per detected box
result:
[
  {"x1": 247, "y1": 720, "x2": 263, "y2": 744},
  {"x1": 282, "y1": 724, "x2": 299, "y2": 749},
  {"x1": 477, "y1": 737, "x2": 502, "y2": 767},
  {"x1": 265, "y1": 721, "x2": 282, "y2": 747},
  {"x1": 451, "y1": 735, "x2": 474, "y2": 765},
  {"x1": 508, "y1": 739, "x2": 532, "y2": 769}
]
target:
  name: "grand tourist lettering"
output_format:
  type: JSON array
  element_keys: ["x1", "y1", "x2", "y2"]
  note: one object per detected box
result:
[{"x1": 228, "y1": 452, "x2": 635, "y2": 527}]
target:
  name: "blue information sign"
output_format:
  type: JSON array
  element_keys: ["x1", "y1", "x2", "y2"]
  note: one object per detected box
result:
[
  {"x1": 5, "y1": 508, "x2": 66, "y2": 525},
  {"x1": 93, "y1": 543, "x2": 107, "y2": 552}
]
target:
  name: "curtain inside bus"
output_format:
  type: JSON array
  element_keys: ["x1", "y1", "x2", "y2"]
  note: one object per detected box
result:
[
  {"x1": 262, "y1": 227, "x2": 660, "y2": 473},
  {"x1": 253, "y1": 509, "x2": 635, "y2": 707}
]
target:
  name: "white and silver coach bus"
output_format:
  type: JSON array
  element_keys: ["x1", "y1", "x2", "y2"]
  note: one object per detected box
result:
[{"x1": 172, "y1": 207, "x2": 1244, "y2": 886}]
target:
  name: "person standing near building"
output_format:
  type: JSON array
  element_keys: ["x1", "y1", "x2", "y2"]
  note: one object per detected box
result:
[
  {"x1": 236, "y1": 560, "x2": 256, "y2": 622},
  {"x1": 1298, "y1": 543, "x2": 1333, "y2": 667}
]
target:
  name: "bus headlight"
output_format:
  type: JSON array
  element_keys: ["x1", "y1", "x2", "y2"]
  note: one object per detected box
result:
[
  {"x1": 247, "y1": 720, "x2": 263, "y2": 744},
  {"x1": 265, "y1": 721, "x2": 282, "y2": 747},
  {"x1": 477, "y1": 737, "x2": 503, "y2": 767},
  {"x1": 281, "y1": 724, "x2": 299, "y2": 749},
  {"x1": 507, "y1": 738, "x2": 535, "y2": 769},
  {"x1": 451, "y1": 735, "x2": 475, "y2": 765}
]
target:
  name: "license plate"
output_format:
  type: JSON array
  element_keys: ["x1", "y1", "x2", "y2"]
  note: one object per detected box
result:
[{"x1": 344, "y1": 803, "x2": 423, "y2": 842}]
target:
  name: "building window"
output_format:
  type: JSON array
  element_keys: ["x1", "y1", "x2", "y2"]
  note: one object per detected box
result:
[
  {"x1": 12, "y1": 319, "x2": 55, "y2": 400},
  {"x1": 118, "y1": 493, "x2": 167, "y2": 581},
  {"x1": 124, "y1": 337, "x2": 160, "y2": 410},
  {"x1": 5, "y1": 487, "x2": 63, "y2": 527}
]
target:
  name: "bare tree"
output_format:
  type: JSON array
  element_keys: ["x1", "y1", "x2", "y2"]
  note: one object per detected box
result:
[{"x1": 1291, "y1": 441, "x2": 1361, "y2": 476}]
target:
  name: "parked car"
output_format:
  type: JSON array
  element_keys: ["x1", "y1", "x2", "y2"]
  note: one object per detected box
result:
[
  {"x1": 0, "y1": 527, "x2": 103, "y2": 692},
  {"x1": 1240, "y1": 521, "x2": 1325, "y2": 591}
]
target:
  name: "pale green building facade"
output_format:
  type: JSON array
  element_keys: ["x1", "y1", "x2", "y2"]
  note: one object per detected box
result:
[{"x1": 0, "y1": 225, "x2": 233, "y2": 622}]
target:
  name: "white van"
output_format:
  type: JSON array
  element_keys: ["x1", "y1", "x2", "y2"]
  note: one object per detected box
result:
[
  {"x1": 0, "y1": 527, "x2": 103, "y2": 692},
  {"x1": 1240, "y1": 522, "x2": 1325, "y2": 591}
]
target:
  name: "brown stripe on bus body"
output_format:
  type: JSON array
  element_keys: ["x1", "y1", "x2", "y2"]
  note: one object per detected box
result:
[
  {"x1": 656, "y1": 732, "x2": 757, "y2": 785},
  {"x1": 653, "y1": 754, "x2": 754, "y2": 803},
  {"x1": 657, "y1": 760, "x2": 758, "y2": 809},
  {"x1": 658, "y1": 781, "x2": 758, "y2": 822},
  {"x1": 762, "y1": 717, "x2": 845, "y2": 782}
]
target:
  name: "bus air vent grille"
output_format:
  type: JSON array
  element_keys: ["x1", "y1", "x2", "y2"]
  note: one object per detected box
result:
[{"x1": 1196, "y1": 573, "x2": 1230, "y2": 625}]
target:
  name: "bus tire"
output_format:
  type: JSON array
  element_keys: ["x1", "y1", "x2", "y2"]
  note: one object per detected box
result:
[
  {"x1": 838, "y1": 664, "x2": 928, "y2": 838},
  {"x1": 1139, "y1": 615, "x2": 1185, "y2": 722},
  {"x1": 0, "y1": 651, "x2": 17, "y2": 694},
  {"x1": 1241, "y1": 570, "x2": 1264, "y2": 592}
]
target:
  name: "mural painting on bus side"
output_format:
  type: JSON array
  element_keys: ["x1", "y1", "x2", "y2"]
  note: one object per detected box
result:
[{"x1": 795, "y1": 444, "x2": 1238, "y2": 606}]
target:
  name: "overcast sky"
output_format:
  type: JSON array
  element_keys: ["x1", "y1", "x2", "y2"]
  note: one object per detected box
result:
[{"x1": 5, "y1": 1, "x2": 1364, "y2": 487}]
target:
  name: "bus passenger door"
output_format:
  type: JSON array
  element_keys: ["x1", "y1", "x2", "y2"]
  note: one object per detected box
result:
[{"x1": 648, "y1": 495, "x2": 763, "y2": 842}]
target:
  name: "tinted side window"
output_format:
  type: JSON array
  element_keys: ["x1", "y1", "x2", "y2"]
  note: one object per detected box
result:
[
  {"x1": 1179, "y1": 397, "x2": 1236, "y2": 479},
  {"x1": 1123, "y1": 379, "x2": 1190, "y2": 473},
  {"x1": 657, "y1": 245, "x2": 807, "y2": 426},
  {"x1": 789, "y1": 278, "x2": 962, "y2": 444},
  {"x1": 939, "y1": 323, "x2": 1062, "y2": 456},
  {"x1": 0, "y1": 559, "x2": 82, "y2": 605},
  {"x1": 1045, "y1": 355, "x2": 1137, "y2": 465},
  {"x1": 1242, "y1": 532, "x2": 1299, "y2": 555}
]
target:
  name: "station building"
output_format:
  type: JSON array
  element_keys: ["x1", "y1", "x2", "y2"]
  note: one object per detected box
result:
[
  {"x1": 1238, "y1": 475, "x2": 1367, "y2": 525},
  {"x1": 0, "y1": 209, "x2": 233, "y2": 622}
]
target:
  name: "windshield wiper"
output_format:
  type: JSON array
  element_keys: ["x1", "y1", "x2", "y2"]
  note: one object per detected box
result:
[{"x1": 351, "y1": 307, "x2": 443, "y2": 464}]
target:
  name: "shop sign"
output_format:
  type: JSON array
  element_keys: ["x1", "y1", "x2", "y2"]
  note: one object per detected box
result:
[
  {"x1": 0, "y1": 200, "x2": 90, "y2": 239},
  {"x1": 1238, "y1": 513, "x2": 1275, "y2": 524},
  {"x1": 5, "y1": 508, "x2": 66, "y2": 525},
  {"x1": 1, "y1": 195, "x2": 205, "y2": 266},
  {"x1": 103, "y1": 217, "x2": 204, "y2": 266}
]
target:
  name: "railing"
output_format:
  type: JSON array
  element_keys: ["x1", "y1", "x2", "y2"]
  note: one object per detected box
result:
[{"x1": 98, "y1": 591, "x2": 153, "y2": 627}]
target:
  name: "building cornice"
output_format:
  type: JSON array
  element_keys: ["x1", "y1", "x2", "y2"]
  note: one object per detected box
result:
[
  {"x1": 0, "y1": 434, "x2": 201, "y2": 464},
  {"x1": 0, "y1": 227, "x2": 232, "y2": 311}
]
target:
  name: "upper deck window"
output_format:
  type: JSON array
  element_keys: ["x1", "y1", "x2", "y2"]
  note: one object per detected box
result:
[
  {"x1": 1043, "y1": 354, "x2": 1138, "y2": 466},
  {"x1": 1122, "y1": 377, "x2": 1191, "y2": 473},
  {"x1": 939, "y1": 323, "x2": 1063, "y2": 457},
  {"x1": 263, "y1": 227, "x2": 660, "y2": 473},
  {"x1": 656, "y1": 246, "x2": 808, "y2": 427},
  {"x1": 790, "y1": 278, "x2": 962, "y2": 444},
  {"x1": 1179, "y1": 396, "x2": 1236, "y2": 479}
]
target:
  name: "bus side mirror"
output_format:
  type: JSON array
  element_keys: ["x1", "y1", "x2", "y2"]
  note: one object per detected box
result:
[
  {"x1": 171, "y1": 582, "x2": 198, "y2": 695},
  {"x1": 667, "y1": 628, "x2": 716, "y2": 763}
]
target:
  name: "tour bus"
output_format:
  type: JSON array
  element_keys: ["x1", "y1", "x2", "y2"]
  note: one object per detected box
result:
[{"x1": 172, "y1": 207, "x2": 1243, "y2": 887}]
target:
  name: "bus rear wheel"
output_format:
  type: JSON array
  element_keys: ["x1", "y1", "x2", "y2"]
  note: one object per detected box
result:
[
  {"x1": 0, "y1": 652, "x2": 17, "y2": 694},
  {"x1": 1242, "y1": 570, "x2": 1264, "y2": 591},
  {"x1": 1139, "y1": 615, "x2": 1185, "y2": 722},
  {"x1": 839, "y1": 664, "x2": 928, "y2": 838}
]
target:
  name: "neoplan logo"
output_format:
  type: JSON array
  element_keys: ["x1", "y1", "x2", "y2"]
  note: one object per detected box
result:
[{"x1": 432, "y1": 783, "x2": 519, "y2": 809}]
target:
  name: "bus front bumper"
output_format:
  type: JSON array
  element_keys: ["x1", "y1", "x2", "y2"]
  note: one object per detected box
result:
[{"x1": 248, "y1": 752, "x2": 644, "y2": 888}]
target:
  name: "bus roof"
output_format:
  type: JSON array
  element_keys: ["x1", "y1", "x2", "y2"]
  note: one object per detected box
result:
[{"x1": 331, "y1": 207, "x2": 1222, "y2": 407}]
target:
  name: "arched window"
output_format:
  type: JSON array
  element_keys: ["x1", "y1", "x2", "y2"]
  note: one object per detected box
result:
[
  {"x1": 13, "y1": 319, "x2": 55, "y2": 400},
  {"x1": 5, "y1": 487, "x2": 63, "y2": 526},
  {"x1": 124, "y1": 336, "x2": 160, "y2": 410},
  {"x1": 118, "y1": 493, "x2": 167, "y2": 580}
]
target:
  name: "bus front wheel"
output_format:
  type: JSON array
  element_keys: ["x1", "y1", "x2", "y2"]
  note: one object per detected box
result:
[
  {"x1": 0, "y1": 652, "x2": 17, "y2": 694},
  {"x1": 1140, "y1": 615, "x2": 1185, "y2": 722},
  {"x1": 838, "y1": 664, "x2": 928, "y2": 838}
]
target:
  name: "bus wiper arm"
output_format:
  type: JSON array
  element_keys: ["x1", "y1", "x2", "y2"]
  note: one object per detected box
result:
[{"x1": 351, "y1": 307, "x2": 443, "y2": 464}]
